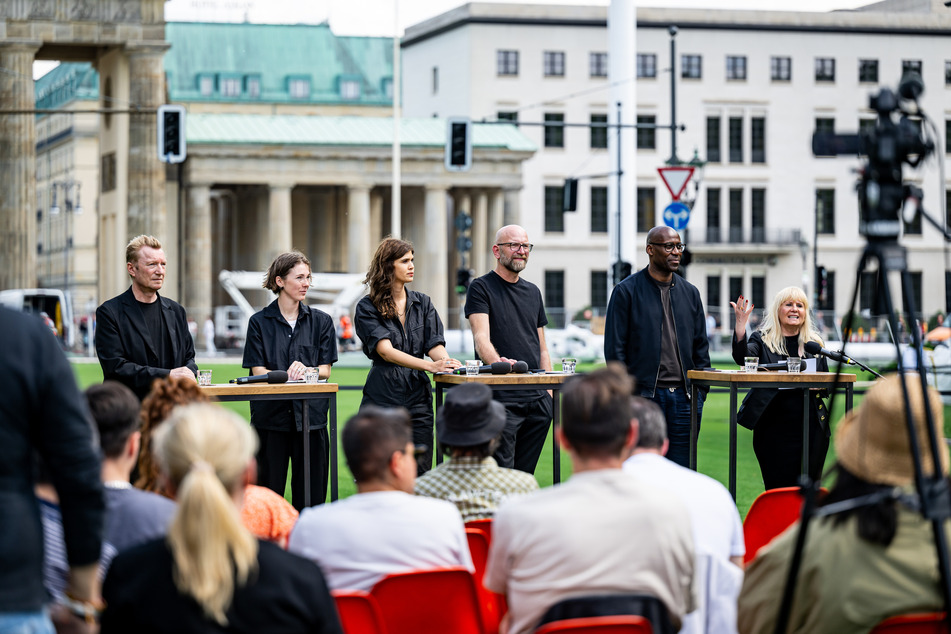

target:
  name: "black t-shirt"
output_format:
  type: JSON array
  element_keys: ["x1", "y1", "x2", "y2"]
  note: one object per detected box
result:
[
  {"x1": 465, "y1": 271, "x2": 547, "y2": 400},
  {"x1": 137, "y1": 298, "x2": 173, "y2": 370}
]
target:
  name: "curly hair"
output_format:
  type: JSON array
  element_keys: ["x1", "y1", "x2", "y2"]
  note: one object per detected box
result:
[
  {"x1": 136, "y1": 376, "x2": 211, "y2": 494},
  {"x1": 364, "y1": 237, "x2": 413, "y2": 319}
]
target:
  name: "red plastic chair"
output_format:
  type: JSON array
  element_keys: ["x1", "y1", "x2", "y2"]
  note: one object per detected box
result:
[
  {"x1": 871, "y1": 612, "x2": 948, "y2": 633},
  {"x1": 466, "y1": 518, "x2": 494, "y2": 544},
  {"x1": 331, "y1": 590, "x2": 388, "y2": 634},
  {"x1": 467, "y1": 527, "x2": 505, "y2": 633},
  {"x1": 743, "y1": 487, "x2": 828, "y2": 565},
  {"x1": 370, "y1": 567, "x2": 485, "y2": 634},
  {"x1": 533, "y1": 615, "x2": 654, "y2": 633}
]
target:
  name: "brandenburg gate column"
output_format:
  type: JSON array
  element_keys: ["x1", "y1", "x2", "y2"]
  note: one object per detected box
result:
[
  {"x1": 184, "y1": 182, "x2": 212, "y2": 333},
  {"x1": 268, "y1": 184, "x2": 293, "y2": 259},
  {"x1": 126, "y1": 43, "x2": 170, "y2": 240},
  {"x1": 423, "y1": 185, "x2": 450, "y2": 321},
  {"x1": 0, "y1": 40, "x2": 40, "y2": 289},
  {"x1": 347, "y1": 184, "x2": 372, "y2": 274}
]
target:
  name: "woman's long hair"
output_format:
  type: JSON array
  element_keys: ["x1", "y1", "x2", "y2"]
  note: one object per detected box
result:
[
  {"x1": 364, "y1": 237, "x2": 413, "y2": 319},
  {"x1": 154, "y1": 403, "x2": 259, "y2": 626},
  {"x1": 136, "y1": 377, "x2": 210, "y2": 494},
  {"x1": 758, "y1": 286, "x2": 824, "y2": 356},
  {"x1": 821, "y1": 464, "x2": 899, "y2": 546}
]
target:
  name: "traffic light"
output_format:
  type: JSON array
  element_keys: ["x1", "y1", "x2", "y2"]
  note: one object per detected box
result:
[
  {"x1": 157, "y1": 104, "x2": 187, "y2": 164},
  {"x1": 563, "y1": 178, "x2": 578, "y2": 212},
  {"x1": 445, "y1": 118, "x2": 471, "y2": 172},
  {"x1": 612, "y1": 260, "x2": 632, "y2": 285},
  {"x1": 456, "y1": 268, "x2": 472, "y2": 294}
]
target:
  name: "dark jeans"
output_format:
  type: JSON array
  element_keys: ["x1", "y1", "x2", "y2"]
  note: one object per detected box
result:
[
  {"x1": 255, "y1": 426, "x2": 329, "y2": 511},
  {"x1": 406, "y1": 399, "x2": 437, "y2": 476},
  {"x1": 494, "y1": 395, "x2": 553, "y2": 474},
  {"x1": 641, "y1": 386, "x2": 705, "y2": 468}
]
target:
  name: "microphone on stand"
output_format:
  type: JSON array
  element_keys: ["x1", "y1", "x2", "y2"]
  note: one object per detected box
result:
[
  {"x1": 231, "y1": 370, "x2": 289, "y2": 385},
  {"x1": 804, "y1": 341, "x2": 853, "y2": 365},
  {"x1": 452, "y1": 361, "x2": 513, "y2": 375}
]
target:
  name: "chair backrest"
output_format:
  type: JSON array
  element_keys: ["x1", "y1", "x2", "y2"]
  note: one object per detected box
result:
[
  {"x1": 871, "y1": 612, "x2": 948, "y2": 633},
  {"x1": 743, "y1": 487, "x2": 807, "y2": 565},
  {"x1": 331, "y1": 590, "x2": 388, "y2": 634},
  {"x1": 534, "y1": 615, "x2": 654, "y2": 634},
  {"x1": 370, "y1": 567, "x2": 485, "y2": 634},
  {"x1": 466, "y1": 527, "x2": 505, "y2": 634},
  {"x1": 538, "y1": 594, "x2": 673, "y2": 634},
  {"x1": 466, "y1": 518, "x2": 494, "y2": 543}
]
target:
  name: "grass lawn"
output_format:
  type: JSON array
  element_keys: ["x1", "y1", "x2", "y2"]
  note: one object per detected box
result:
[{"x1": 71, "y1": 360, "x2": 949, "y2": 518}]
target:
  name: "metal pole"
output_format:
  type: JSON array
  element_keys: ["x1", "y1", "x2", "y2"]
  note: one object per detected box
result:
[
  {"x1": 616, "y1": 101, "x2": 623, "y2": 284},
  {"x1": 668, "y1": 26, "x2": 680, "y2": 165},
  {"x1": 813, "y1": 198, "x2": 820, "y2": 306},
  {"x1": 391, "y1": 0, "x2": 402, "y2": 237}
]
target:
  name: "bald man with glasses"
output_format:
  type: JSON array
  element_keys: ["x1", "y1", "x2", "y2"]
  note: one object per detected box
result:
[
  {"x1": 604, "y1": 226, "x2": 710, "y2": 468},
  {"x1": 465, "y1": 224, "x2": 553, "y2": 474}
]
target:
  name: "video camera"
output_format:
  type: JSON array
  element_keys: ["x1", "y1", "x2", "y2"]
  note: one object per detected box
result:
[{"x1": 811, "y1": 72, "x2": 935, "y2": 241}]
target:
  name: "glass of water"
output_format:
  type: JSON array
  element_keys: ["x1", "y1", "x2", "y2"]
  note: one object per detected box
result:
[
  {"x1": 562, "y1": 358, "x2": 577, "y2": 374},
  {"x1": 787, "y1": 357, "x2": 802, "y2": 373},
  {"x1": 466, "y1": 359, "x2": 481, "y2": 376},
  {"x1": 198, "y1": 369, "x2": 212, "y2": 386},
  {"x1": 744, "y1": 357, "x2": 759, "y2": 373}
]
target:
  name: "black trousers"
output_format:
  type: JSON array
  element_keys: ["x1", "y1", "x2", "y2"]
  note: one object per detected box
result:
[
  {"x1": 494, "y1": 395, "x2": 553, "y2": 474},
  {"x1": 255, "y1": 426, "x2": 329, "y2": 511},
  {"x1": 361, "y1": 389, "x2": 435, "y2": 477},
  {"x1": 752, "y1": 391, "x2": 829, "y2": 491}
]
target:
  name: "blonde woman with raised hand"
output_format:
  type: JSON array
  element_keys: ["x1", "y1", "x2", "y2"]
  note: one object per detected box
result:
[{"x1": 100, "y1": 403, "x2": 342, "y2": 634}]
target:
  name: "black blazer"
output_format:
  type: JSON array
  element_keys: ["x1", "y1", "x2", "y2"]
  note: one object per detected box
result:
[
  {"x1": 95, "y1": 287, "x2": 198, "y2": 400},
  {"x1": 732, "y1": 331, "x2": 829, "y2": 431}
]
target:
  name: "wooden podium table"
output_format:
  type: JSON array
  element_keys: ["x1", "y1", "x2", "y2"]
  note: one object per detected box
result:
[
  {"x1": 201, "y1": 382, "x2": 339, "y2": 506},
  {"x1": 687, "y1": 370, "x2": 856, "y2": 499},
  {"x1": 434, "y1": 372, "x2": 573, "y2": 484}
]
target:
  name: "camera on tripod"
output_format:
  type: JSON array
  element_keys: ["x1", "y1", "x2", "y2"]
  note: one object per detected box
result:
[{"x1": 812, "y1": 72, "x2": 935, "y2": 241}]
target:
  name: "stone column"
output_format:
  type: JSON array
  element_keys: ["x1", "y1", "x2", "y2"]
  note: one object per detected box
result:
[
  {"x1": 268, "y1": 185, "x2": 293, "y2": 260},
  {"x1": 472, "y1": 190, "x2": 488, "y2": 275},
  {"x1": 370, "y1": 188, "x2": 384, "y2": 246},
  {"x1": 347, "y1": 184, "x2": 372, "y2": 274},
  {"x1": 126, "y1": 43, "x2": 170, "y2": 240},
  {"x1": 424, "y1": 186, "x2": 450, "y2": 321},
  {"x1": 504, "y1": 188, "x2": 521, "y2": 227},
  {"x1": 0, "y1": 41, "x2": 40, "y2": 289},
  {"x1": 488, "y1": 189, "x2": 505, "y2": 241},
  {"x1": 184, "y1": 183, "x2": 212, "y2": 337}
]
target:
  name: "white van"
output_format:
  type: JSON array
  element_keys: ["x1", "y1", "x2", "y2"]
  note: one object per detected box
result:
[{"x1": 0, "y1": 288, "x2": 74, "y2": 349}]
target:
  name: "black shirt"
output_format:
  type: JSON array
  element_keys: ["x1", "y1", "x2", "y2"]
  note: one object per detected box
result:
[
  {"x1": 138, "y1": 298, "x2": 173, "y2": 371},
  {"x1": 465, "y1": 271, "x2": 548, "y2": 401},
  {"x1": 242, "y1": 300, "x2": 338, "y2": 431},
  {"x1": 353, "y1": 291, "x2": 446, "y2": 408}
]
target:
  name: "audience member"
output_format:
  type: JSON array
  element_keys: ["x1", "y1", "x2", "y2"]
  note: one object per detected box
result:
[
  {"x1": 0, "y1": 306, "x2": 104, "y2": 632},
  {"x1": 101, "y1": 403, "x2": 342, "y2": 633},
  {"x1": 485, "y1": 364, "x2": 695, "y2": 634},
  {"x1": 289, "y1": 406, "x2": 473, "y2": 591},
  {"x1": 623, "y1": 396, "x2": 744, "y2": 634},
  {"x1": 738, "y1": 374, "x2": 950, "y2": 634},
  {"x1": 415, "y1": 383, "x2": 539, "y2": 521}
]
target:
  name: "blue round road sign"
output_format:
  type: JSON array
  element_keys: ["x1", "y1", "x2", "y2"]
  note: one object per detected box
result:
[{"x1": 663, "y1": 202, "x2": 691, "y2": 231}]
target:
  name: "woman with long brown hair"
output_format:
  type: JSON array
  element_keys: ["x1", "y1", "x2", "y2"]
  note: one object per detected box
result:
[{"x1": 354, "y1": 237, "x2": 461, "y2": 473}]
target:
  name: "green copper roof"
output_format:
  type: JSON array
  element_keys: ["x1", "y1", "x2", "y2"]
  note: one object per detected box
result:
[
  {"x1": 35, "y1": 62, "x2": 99, "y2": 109},
  {"x1": 164, "y1": 22, "x2": 393, "y2": 105},
  {"x1": 187, "y1": 114, "x2": 536, "y2": 152}
]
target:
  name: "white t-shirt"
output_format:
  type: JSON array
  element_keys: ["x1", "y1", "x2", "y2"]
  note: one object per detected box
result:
[{"x1": 288, "y1": 490, "x2": 473, "y2": 591}]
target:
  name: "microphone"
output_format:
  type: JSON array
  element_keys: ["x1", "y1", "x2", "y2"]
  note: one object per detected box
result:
[
  {"x1": 759, "y1": 360, "x2": 806, "y2": 371},
  {"x1": 452, "y1": 361, "x2": 513, "y2": 375},
  {"x1": 804, "y1": 341, "x2": 853, "y2": 364},
  {"x1": 232, "y1": 370, "x2": 289, "y2": 385},
  {"x1": 512, "y1": 361, "x2": 529, "y2": 374}
]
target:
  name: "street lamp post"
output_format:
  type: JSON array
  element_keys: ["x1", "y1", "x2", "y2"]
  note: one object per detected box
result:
[{"x1": 50, "y1": 179, "x2": 82, "y2": 308}]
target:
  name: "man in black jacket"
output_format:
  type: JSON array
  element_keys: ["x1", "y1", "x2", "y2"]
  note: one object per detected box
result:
[
  {"x1": 95, "y1": 235, "x2": 197, "y2": 400},
  {"x1": 604, "y1": 226, "x2": 710, "y2": 468}
]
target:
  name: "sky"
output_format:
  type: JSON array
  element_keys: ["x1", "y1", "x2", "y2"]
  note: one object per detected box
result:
[{"x1": 34, "y1": 0, "x2": 873, "y2": 78}]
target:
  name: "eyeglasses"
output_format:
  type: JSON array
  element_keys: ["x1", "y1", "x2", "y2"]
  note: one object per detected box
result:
[
  {"x1": 497, "y1": 242, "x2": 534, "y2": 253},
  {"x1": 649, "y1": 242, "x2": 687, "y2": 253}
]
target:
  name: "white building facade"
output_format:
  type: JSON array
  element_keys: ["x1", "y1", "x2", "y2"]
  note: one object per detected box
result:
[{"x1": 402, "y1": 1, "x2": 951, "y2": 335}]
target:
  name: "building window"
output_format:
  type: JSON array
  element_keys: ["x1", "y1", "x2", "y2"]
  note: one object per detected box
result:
[
  {"x1": 382, "y1": 78, "x2": 393, "y2": 100},
  {"x1": 817, "y1": 270, "x2": 836, "y2": 311},
  {"x1": 771, "y1": 57, "x2": 791, "y2": 81},
  {"x1": 907, "y1": 272, "x2": 923, "y2": 316},
  {"x1": 590, "y1": 114, "x2": 608, "y2": 149},
  {"x1": 591, "y1": 270, "x2": 608, "y2": 311},
  {"x1": 288, "y1": 78, "x2": 310, "y2": 99},
  {"x1": 545, "y1": 271, "x2": 566, "y2": 327},
  {"x1": 751, "y1": 188, "x2": 766, "y2": 242},
  {"x1": 729, "y1": 276, "x2": 743, "y2": 306},
  {"x1": 752, "y1": 277, "x2": 766, "y2": 310},
  {"x1": 498, "y1": 111, "x2": 518, "y2": 125},
  {"x1": 707, "y1": 276, "x2": 721, "y2": 318},
  {"x1": 497, "y1": 50, "x2": 519, "y2": 76},
  {"x1": 859, "y1": 59, "x2": 879, "y2": 83},
  {"x1": 340, "y1": 79, "x2": 361, "y2": 100},
  {"x1": 706, "y1": 116, "x2": 721, "y2": 163},
  {"x1": 219, "y1": 76, "x2": 241, "y2": 97},
  {"x1": 637, "y1": 115, "x2": 656, "y2": 150},
  {"x1": 432, "y1": 67, "x2": 438, "y2": 94},
  {"x1": 902, "y1": 59, "x2": 922, "y2": 76},
  {"x1": 815, "y1": 117, "x2": 835, "y2": 136},
  {"x1": 101, "y1": 152, "x2": 116, "y2": 193},
  {"x1": 591, "y1": 186, "x2": 608, "y2": 233},
  {"x1": 198, "y1": 75, "x2": 214, "y2": 97},
  {"x1": 815, "y1": 58, "x2": 836, "y2": 82},
  {"x1": 751, "y1": 117, "x2": 766, "y2": 164},
  {"x1": 903, "y1": 208, "x2": 922, "y2": 235},
  {"x1": 729, "y1": 117, "x2": 743, "y2": 163},
  {"x1": 729, "y1": 188, "x2": 743, "y2": 242},
  {"x1": 544, "y1": 51, "x2": 566, "y2": 77},
  {"x1": 544, "y1": 186, "x2": 564, "y2": 233},
  {"x1": 682, "y1": 54, "x2": 702, "y2": 79},
  {"x1": 245, "y1": 75, "x2": 261, "y2": 98},
  {"x1": 544, "y1": 113, "x2": 564, "y2": 148},
  {"x1": 859, "y1": 271, "x2": 877, "y2": 313},
  {"x1": 726, "y1": 56, "x2": 747, "y2": 80},
  {"x1": 946, "y1": 61, "x2": 951, "y2": 85},
  {"x1": 637, "y1": 187, "x2": 655, "y2": 233},
  {"x1": 637, "y1": 54, "x2": 657, "y2": 78},
  {"x1": 816, "y1": 189, "x2": 835, "y2": 235},
  {"x1": 590, "y1": 52, "x2": 608, "y2": 78},
  {"x1": 706, "y1": 187, "x2": 721, "y2": 243},
  {"x1": 860, "y1": 118, "x2": 876, "y2": 137}
]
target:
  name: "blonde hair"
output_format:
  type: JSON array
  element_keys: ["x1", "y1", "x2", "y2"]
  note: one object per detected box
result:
[
  {"x1": 758, "y1": 286, "x2": 824, "y2": 356},
  {"x1": 154, "y1": 403, "x2": 259, "y2": 625},
  {"x1": 125, "y1": 234, "x2": 162, "y2": 264}
]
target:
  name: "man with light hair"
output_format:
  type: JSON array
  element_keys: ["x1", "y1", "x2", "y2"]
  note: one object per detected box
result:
[
  {"x1": 623, "y1": 396, "x2": 745, "y2": 634},
  {"x1": 96, "y1": 235, "x2": 198, "y2": 400}
]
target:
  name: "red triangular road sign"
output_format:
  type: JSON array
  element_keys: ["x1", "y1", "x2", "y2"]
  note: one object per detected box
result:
[{"x1": 657, "y1": 166, "x2": 695, "y2": 201}]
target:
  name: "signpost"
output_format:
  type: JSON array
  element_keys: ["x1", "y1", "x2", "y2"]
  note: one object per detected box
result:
[
  {"x1": 663, "y1": 201, "x2": 691, "y2": 231},
  {"x1": 657, "y1": 166, "x2": 695, "y2": 201}
]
